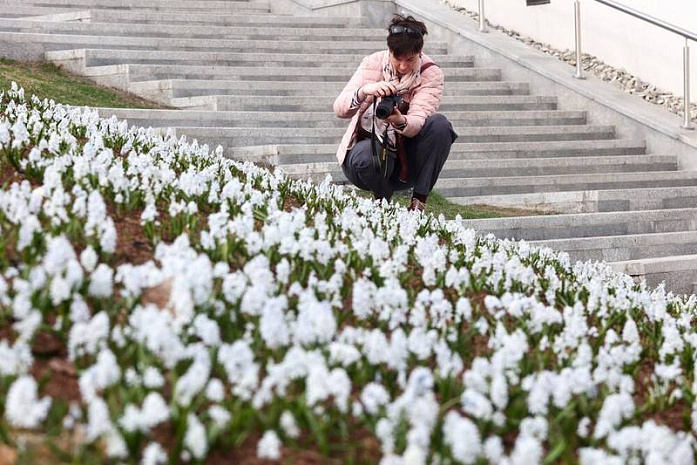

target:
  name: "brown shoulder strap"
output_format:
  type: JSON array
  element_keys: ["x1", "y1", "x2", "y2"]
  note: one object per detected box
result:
[{"x1": 420, "y1": 62, "x2": 440, "y2": 73}]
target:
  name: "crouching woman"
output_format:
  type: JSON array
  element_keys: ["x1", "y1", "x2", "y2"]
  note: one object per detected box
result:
[{"x1": 333, "y1": 14, "x2": 458, "y2": 212}]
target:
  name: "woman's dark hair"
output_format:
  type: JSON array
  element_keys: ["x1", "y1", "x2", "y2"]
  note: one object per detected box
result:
[{"x1": 386, "y1": 14, "x2": 428, "y2": 57}]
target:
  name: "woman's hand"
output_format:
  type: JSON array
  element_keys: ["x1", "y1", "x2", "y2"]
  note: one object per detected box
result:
[
  {"x1": 358, "y1": 81, "x2": 397, "y2": 100},
  {"x1": 385, "y1": 108, "x2": 407, "y2": 127}
]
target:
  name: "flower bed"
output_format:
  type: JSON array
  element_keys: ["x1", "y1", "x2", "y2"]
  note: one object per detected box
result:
[{"x1": 0, "y1": 83, "x2": 696, "y2": 464}]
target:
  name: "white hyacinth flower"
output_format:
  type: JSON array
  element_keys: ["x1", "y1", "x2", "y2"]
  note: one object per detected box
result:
[
  {"x1": 5, "y1": 376, "x2": 52, "y2": 429},
  {"x1": 257, "y1": 430, "x2": 282, "y2": 461},
  {"x1": 184, "y1": 413, "x2": 208, "y2": 460},
  {"x1": 141, "y1": 442, "x2": 168, "y2": 465}
]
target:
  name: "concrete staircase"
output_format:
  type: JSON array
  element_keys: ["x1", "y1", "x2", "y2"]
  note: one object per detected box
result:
[{"x1": 2, "y1": 0, "x2": 697, "y2": 294}]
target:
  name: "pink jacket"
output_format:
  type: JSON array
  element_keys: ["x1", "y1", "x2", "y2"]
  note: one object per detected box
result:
[{"x1": 333, "y1": 50, "x2": 444, "y2": 166}]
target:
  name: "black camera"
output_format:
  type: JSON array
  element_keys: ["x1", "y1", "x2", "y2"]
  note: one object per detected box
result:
[{"x1": 375, "y1": 94, "x2": 403, "y2": 119}]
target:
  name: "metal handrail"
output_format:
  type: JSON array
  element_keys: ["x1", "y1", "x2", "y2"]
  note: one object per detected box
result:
[
  {"x1": 594, "y1": 0, "x2": 697, "y2": 43},
  {"x1": 477, "y1": 0, "x2": 487, "y2": 33},
  {"x1": 573, "y1": 0, "x2": 694, "y2": 129},
  {"x1": 475, "y1": 0, "x2": 694, "y2": 129}
]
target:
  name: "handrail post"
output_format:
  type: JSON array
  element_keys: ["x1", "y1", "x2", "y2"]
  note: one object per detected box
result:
[
  {"x1": 478, "y1": 0, "x2": 488, "y2": 33},
  {"x1": 573, "y1": 0, "x2": 584, "y2": 79},
  {"x1": 683, "y1": 38, "x2": 694, "y2": 130}
]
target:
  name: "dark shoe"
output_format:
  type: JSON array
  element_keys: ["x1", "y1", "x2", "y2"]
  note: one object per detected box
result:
[{"x1": 408, "y1": 197, "x2": 426, "y2": 212}]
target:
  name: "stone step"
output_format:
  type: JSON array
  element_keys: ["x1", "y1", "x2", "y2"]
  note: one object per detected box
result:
[
  {"x1": 95, "y1": 108, "x2": 585, "y2": 129},
  {"x1": 124, "y1": 64, "x2": 499, "y2": 83},
  {"x1": 0, "y1": 6, "x2": 72, "y2": 18},
  {"x1": 0, "y1": 19, "x2": 386, "y2": 43},
  {"x1": 452, "y1": 125, "x2": 615, "y2": 143},
  {"x1": 0, "y1": 0, "x2": 271, "y2": 12},
  {"x1": 46, "y1": 48, "x2": 473, "y2": 69},
  {"x1": 82, "y1": 62, "x2": 499, "y2": 92},
  {"x1": 461, "y1": 206, "x2": 697, "y2": 241},
  {"x1": 229, "y1": 140, "x2": 646, "y2": 164},
  {"x1": 0, "y1": 8, "x2": 366, "y2": 27},
  {"x1": 169, "y1": 95, "x2": 558, "y2": 112},
  {"x1": 611, "y1": 255, "x2": 697, "y2": 296},
  {"x1": 0, "y1": 19, "x2": 387, "y2": 41},
  {"x1": 5, "y1": 32, "x2": 445, "y2": 55},
  {"x1": 88, "y1": 10, "x2": 367, "y2": 27},
  {"x1": 435, "y1": 170, "x2": 697, "y2": 198},
  {"x1": 278, "y1": 155, "x2": 675, "y2": 180},
  {"x1": 0, "y1": 6, "x2": 61, "y2": 16},
  {"x1": 450, "y1": 185, "x2": 697, "y2": 214},
  {"x1": 168, "y1": 125, "x2": 614, "y2": 147},
  {"x1": 435, "y1": 139, "x2": 645, "y2": 159},
  {"x1": 129, "y1": 76, "x2": 512, "y2": 100},
  {"x1": 531, "y1": 231, "x2": 697, "y2": 263}
]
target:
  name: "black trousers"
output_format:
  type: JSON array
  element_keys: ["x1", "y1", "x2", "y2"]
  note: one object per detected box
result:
[{"x1": 341, "y1": 114, "x2": 458, "y2": 200}]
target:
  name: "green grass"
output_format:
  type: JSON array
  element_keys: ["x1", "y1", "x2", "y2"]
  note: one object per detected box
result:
[
  {"x1": 0, "y1": 58, "x2": 549, "y2": 219},
  {"x1": 357, "y1": 189, "x2": 549, "y2": 219},
  {"x1": 0, "y1": 58, "x2": 168, "y2": 109}
]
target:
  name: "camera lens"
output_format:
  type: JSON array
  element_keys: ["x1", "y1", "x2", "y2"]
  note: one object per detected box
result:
[
  {"x1": 376, "y1": 102, "x2": 392, "y2": 119},
  {"x1": 375, "y1": 96, "x2": 399, "y2": 120}
]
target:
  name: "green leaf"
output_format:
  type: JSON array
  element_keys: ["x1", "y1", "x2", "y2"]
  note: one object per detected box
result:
[{"x1": 543, "y1": 438, "x2": 567, "y2": 464}]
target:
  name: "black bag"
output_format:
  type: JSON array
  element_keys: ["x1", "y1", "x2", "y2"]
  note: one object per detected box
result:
[{"x1": 371, "y1": 128, "x2": 396, "y2": 179}]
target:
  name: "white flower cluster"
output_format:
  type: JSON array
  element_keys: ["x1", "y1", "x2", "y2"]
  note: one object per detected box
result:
[
  {"x1": 1, "y1": 85, "x2": 697, "y2": 464},
  {"x1": 5, "y1": 376, "x2": 52, "y2": 429}
]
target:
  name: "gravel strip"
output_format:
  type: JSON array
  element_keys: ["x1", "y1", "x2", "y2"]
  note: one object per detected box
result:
[{"x1": 441, "y1": 0, "x2": 697, "y2": 125}]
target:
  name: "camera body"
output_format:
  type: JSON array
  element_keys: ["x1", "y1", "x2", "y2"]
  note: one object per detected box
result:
[{"x1": 375, "y1": 94, "x2": 403, "y2": 120}]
